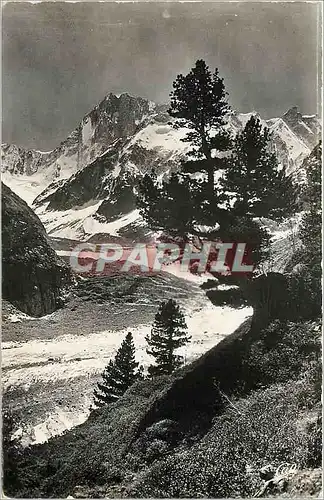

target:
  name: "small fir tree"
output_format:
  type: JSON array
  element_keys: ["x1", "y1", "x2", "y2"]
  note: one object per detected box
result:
[
  {"x1": 93, "y1": 332, "x2": 143, "y2": 408},
  {"x1": 146, "y1": 299, "x2": 191, "y2": 376}
]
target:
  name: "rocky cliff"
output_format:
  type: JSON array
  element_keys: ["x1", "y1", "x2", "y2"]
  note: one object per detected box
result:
[{"x1": 2, "y1": 183, "x2": 72, "y2": 316}]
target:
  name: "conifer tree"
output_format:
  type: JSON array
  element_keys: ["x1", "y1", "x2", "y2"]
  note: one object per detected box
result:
[
  {"x1": 169, "y1": 59, "x2": 232, "y2": 200},
  {"x1": 138, "y1": 59, "x2": 233, "y2": 238},
  {"x1": 137, "y1": 171, "x2": 194, "y2": 236},
  {"x1": 137, "y1": 59, "x2": 297, "y2": 271},
  {"x1": 299, "y1": 141, "x2": 322, "y2": 268},
  {"x1": 287, "y1": 142, "x2": 321, "y2": 319},
  {"x1": 146, "y1": 299, "x2": 191, "y2": 376},
  {"x1": 222, "y1": 115, "x2": 297, "y2": 220},
  {"x1": 93, "y1": 332, "x2": 143, "y2": 408}
]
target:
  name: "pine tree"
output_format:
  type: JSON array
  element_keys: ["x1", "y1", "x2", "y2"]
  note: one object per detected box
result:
[
  {"x1": 137, "y1": 172, "x2": 194, "y2": 236},
  {"x1": 93, "y1": 332, "x2": 143, "y2": 408},
  {"x1": 287, "y1": 142, "x2": 321, "y2": 319},
  {"x1": 169, "y1": 59, "x2": 232, "y2": 227},
  {"x1": 222, "y1": 115, "x2": 297, "y2": 220},
  {"x1": 137, "y1": 59, "x2": 297, "y2": 271},
  {"x1": 299, "y1": 141, "x2": 322, "y2": 268},
  {"x1": 169, "y1": 59, "x2": 231, "y2": 191},
  {"x1": 146, "y1": 299, "x2": 191, "y2": 376},
  {"x1": 137, "y1": 59, "x2": 233, "y2": 240}
]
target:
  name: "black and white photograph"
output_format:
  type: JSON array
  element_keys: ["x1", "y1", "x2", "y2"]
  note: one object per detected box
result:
[{"x1": 1, "y1": 1, "x2": 322, "y2": 497}]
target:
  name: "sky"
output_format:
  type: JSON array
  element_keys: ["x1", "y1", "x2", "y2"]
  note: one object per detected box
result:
[{"x1": 2, "y1": 1, "x2": 322, "y2": 150}]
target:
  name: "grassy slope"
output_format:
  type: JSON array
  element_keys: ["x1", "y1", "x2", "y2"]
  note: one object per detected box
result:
[{"x1": 6, "y1": 316, "x2": 321, "y2": 498}]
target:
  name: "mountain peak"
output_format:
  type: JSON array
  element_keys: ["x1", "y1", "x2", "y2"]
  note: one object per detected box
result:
[
  {"x1": 2, "y1": 96, "x2": 321, "y2": 239},
  {"x1": 282, "y1": 106, "x2": 301, "y2": 121},
  {"x1": 282, "y1": 105, "x2": 319, "y2": 124},
  {"x1": 282, "y1": 106, "x2": 320, "y2": 149},
  {"x1": 99, "y1": 91, "x2": 152, "y2": 107}
]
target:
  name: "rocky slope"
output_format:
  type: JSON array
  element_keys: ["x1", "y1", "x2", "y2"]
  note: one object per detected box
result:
[
  {"x1": 2, "y1": 183, "x2": 72, "y2": 317},
  {"x1": 282, "y1": 107, "x2": 321, "y2": 149},
  {"x1": 2, "y1": 94, "x2": 321, "y2": 242}
]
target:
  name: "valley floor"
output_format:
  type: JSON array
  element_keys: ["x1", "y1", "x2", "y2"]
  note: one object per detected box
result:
[{"x1": 2, "y1": 272, "x2": 252, "y2": 445}]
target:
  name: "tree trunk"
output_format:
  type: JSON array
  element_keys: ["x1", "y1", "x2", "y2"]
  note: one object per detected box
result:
[{"x1": 201, "y1": 133, "x2": 214, "y2": 200}]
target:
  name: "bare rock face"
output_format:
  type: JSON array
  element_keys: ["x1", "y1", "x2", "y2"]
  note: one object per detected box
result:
[
  {"x1": 1, "y1": 143, "x2": 46, "y2": 175},
  {"x1": 282, "y1": 106, "x2": 321, "y2": 149},
  {"x1": 47, "y1": 92, "x2": 153, "y2": 175},
  {"x1": 2, "y1": 183, "x2": 72, "y2": 316},
  {"x1": 35, "y1": 147, "x2": 120, "y2": 211},
  {"x1": 1, "y1": 93, "x2": 154, "y2": 204}
]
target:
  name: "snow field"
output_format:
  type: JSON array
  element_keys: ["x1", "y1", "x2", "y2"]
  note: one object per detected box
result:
[{"x1": 3, "y1": 304, "x2": 252, "y2": 390}]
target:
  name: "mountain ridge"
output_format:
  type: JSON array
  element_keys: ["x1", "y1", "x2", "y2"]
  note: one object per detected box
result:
[
  {"x1": 2, "y1": 92, "x2": 321, "y2": 242},
  {"x1": 2, "y1": 93, "x2": 319, "y2": 166}
]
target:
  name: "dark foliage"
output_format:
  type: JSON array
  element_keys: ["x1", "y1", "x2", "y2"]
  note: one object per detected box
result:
[
  {"x1": 285, "y1": 142, "x2": 322, "y2": 320},
  {"x1": 301, "y1": 141, "x2": 322, "y2": 211},
  {"x1": 287, "y1": 266, "x2": 322, "y2": 320},
  {"x1": 146, "y1": 299, "x2": 191, "y2": 376},
  {"x1": 306, "y1": 414, "x2": 322, "y2": 468},
  {"x1": 222, "y1": 115, "x2": 297, "y2": 220},
  {"x1": 242, "y1": 319, "x2": 321, "y2": 391},
  {"x1": 131, "y1": 379, "x2": 318, "y2": 498},
  {"x1": 93, "y1": 332, "x2": 143, "y2": 408},
  {"x1": 246, "y1": 272, "x2": 291, "y2": 323},
  {"x1": 169, "y1": 59, "x2": 231, "y2": 194},
  {"x1": 205, "y1": 287, "x2": 248, "y2": 308},
  {"x1": 137, "y1": 60, "x2": 296, "y2": 273},
  {"x1": 4, "y1": 316, "x2": 321, "y2": 498},
  {"x1": 2, "y1": 409, "x2": 23, "y2": 494}
]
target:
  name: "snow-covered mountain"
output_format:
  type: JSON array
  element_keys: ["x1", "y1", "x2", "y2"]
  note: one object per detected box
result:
[
  {"x1": 2, "y1": 94, "x2": 157, "y2": 203},
  {"x1": 2, "y1": 93, "x2": 321, "y2": 242}
]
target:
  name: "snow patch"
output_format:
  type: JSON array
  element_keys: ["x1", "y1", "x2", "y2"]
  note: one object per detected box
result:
[
  {"x1": 2, "y1": 173, "x2": 48, "y2": 206},
  {"x1": 36, "y1": 201, "x2": 143, "y2": 241},
  {"x1": 267, "y1": 118, "x2": 310, "y2": 161},
  {"x1": 82, "y1": 117, "x2": 94, "y2": 144},
  {"x1": 82, "y1": 209, "x2": 142, "y2": 237},
  {"x1": 8, "y1": 314, "x2": 23, "y2": 323},
  {"x1": 36, "y1": 200, "x2": 103, "y2": 240},
  {"x1": 129, "y1": 123, "x2": 190, "y2": 153},
  {"x1": 13, "y1": 406, "x2": 91, "y2": 446}
]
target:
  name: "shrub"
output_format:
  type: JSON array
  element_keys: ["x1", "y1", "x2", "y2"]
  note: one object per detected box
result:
[
  {"x1": 132, "y1": 378, "x2": 317, "y2": 498},
  {"x1": 205, "y1": 287, "x2": 248, "y2": 308},
  {"x1": 306, "y1": 414, "x2": 322, "y2": 468},
  {"x1": 145, "y1": 439, "x2": 170, "y2": 463},
  {"x1": 2, "y1": 409, "x2": 23, "y2": 495},
  {"x1": 242, "y1": 320, "x2": 321, "y2": 389},
  {"x1": 287, "y1": 265, "x2": 322, "y2": 320}
]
